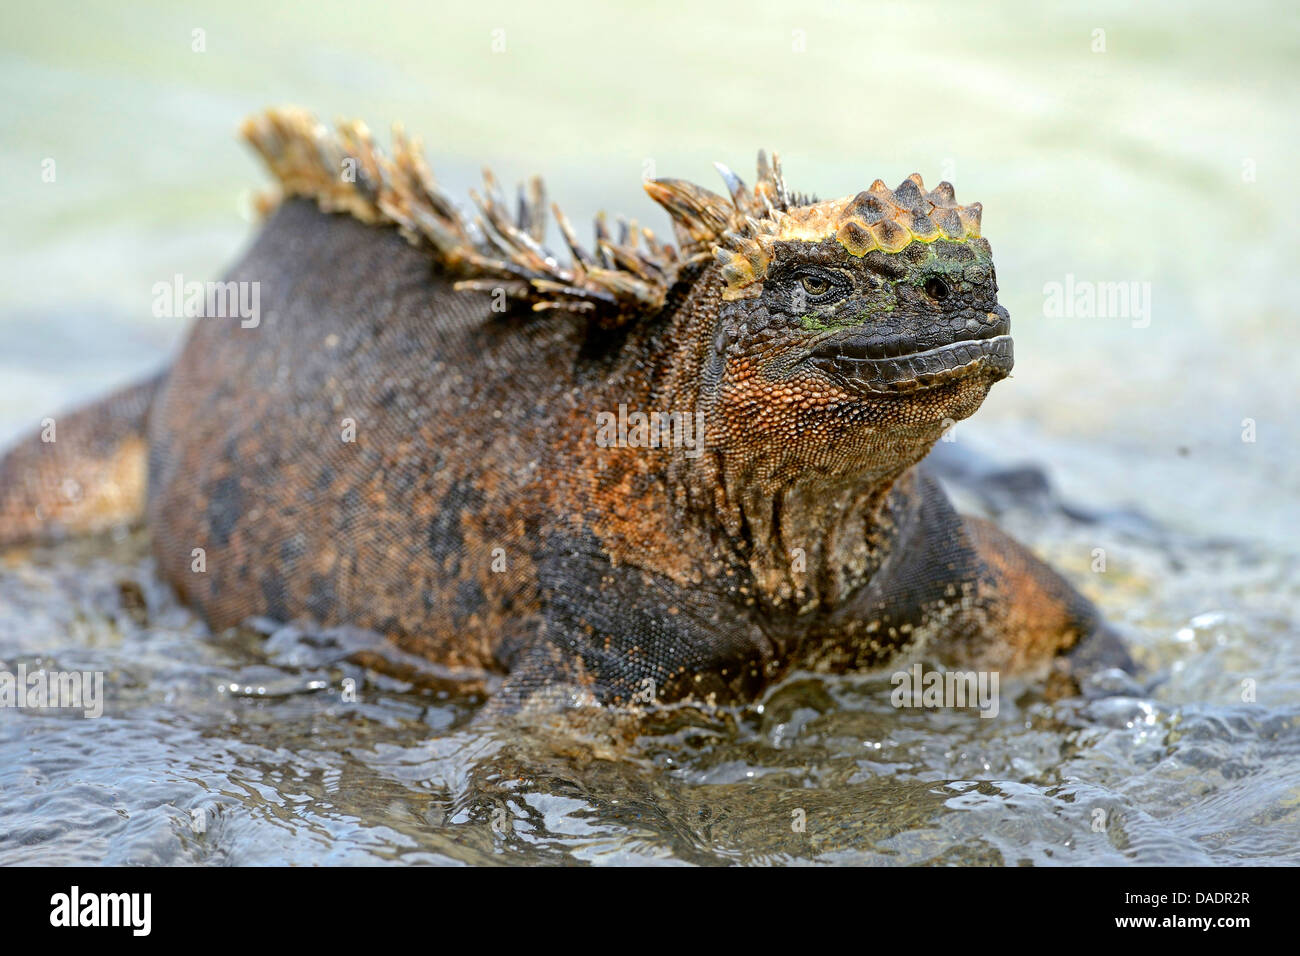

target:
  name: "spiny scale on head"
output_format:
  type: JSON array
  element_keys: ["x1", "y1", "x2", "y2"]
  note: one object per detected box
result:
[
  {"x1": 240, "y1": 107, "x2": 983, "y2": 323},
  {"x1": 652, "y1": 165, "x2": 984, "y2": 300},
  {"x1": 242, "y1": 107, "x2": 677, "y2": 327}
]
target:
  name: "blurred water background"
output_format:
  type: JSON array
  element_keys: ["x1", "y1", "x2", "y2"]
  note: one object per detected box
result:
[{"x1": 0, "y1": 0, "x2": 1296, "y2": 865}]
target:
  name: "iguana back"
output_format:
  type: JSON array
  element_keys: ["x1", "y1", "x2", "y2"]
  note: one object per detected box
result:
[{"x1": 149, "y1": 199, "x2": 569, "y2": 672}]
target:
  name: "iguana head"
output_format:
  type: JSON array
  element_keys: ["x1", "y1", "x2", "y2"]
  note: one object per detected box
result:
[{"x1": 646, "y1": 161, "x2": 1011, "y2": 489}]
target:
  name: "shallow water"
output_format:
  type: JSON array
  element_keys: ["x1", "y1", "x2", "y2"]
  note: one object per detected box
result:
[
  {"x1": 1, "y1": 0, "x2": 1298, "y2": 864},
  {"x1": 2, "y1": 499, "x2": 1297, "y2": 865}
]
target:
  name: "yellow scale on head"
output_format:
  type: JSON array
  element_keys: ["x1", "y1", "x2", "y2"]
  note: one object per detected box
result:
[{"x1": 682, "y1": 172, "x2": 985, "y2": 300}]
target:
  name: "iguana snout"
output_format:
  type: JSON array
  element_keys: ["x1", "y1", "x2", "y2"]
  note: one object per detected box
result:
[
  {"x1": 694, "y1": 220, "x2": 1012, "y2": 491},
  {"x1": 743, "y1": 235, "x2": 1013, "y2": 395}
]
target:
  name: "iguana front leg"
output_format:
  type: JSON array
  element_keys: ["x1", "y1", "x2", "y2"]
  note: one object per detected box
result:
[
  {"x1": 957, "y1": 516, "x2": 1133, "y2": 681},
  {"x1": 487, "y1": 532, "x2": 778, "y2": 717},
  {"x1": 805, "y1": 472, "x2": 1132, "y2": 686}
]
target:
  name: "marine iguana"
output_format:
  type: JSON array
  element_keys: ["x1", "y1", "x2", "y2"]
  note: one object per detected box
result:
[{"x1": 0, "y1": 108, "x2": 1131, "y2": 713}]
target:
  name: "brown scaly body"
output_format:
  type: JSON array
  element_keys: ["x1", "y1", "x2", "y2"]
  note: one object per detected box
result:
[{"x1": 0, "y1": 108, "x2": 1130, "y2": 714}]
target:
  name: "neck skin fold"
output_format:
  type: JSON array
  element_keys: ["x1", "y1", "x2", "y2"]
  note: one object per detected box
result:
[{"x1": 641, "y1": 269, "x2": 936, "y2": 614}]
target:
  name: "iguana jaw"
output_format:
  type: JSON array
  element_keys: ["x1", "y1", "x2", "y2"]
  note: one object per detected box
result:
[{"x1": 805, "y1": 330, "x2": 1013, "y2": 394}]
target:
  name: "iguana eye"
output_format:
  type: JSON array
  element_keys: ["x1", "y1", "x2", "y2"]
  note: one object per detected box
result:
[
  {"x1": 800, "y1": 275, "x2": 831, "y2": 297},
  {"x1": 924, "y1": 277, "x2": 950, "y2": 301},
  {"x1": 789, "y1": 269, "x2": 847, "y2": 306}
]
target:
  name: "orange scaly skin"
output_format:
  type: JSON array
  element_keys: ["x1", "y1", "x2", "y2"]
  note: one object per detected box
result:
[{"x1": 0, "y1": 109, "x2": 1131, "y2": 715}]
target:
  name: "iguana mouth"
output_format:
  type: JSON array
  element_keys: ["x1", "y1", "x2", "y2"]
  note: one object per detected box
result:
[{"x1": 807, "y1": 333, "x2": 1014, "y2": 393}]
